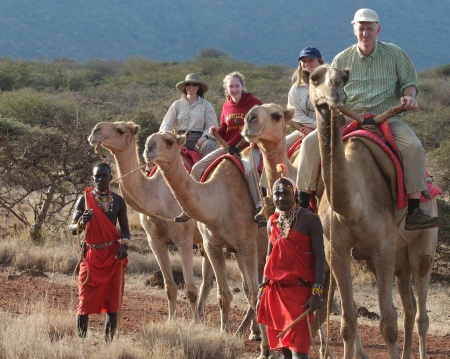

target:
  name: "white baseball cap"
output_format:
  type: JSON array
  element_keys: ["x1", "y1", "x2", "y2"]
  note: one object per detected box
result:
[{"x1": 351, "y1": 8, "x2": 379, "y2": 24}]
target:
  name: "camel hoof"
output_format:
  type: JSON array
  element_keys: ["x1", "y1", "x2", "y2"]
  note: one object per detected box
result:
[{"x1": 249, "y1": 334, "x2": 262, "y2": 341}]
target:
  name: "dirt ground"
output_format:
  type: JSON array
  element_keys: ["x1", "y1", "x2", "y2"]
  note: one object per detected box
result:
[{"x1": 0, "y1": 267, "x2": 449, "y2": 359}]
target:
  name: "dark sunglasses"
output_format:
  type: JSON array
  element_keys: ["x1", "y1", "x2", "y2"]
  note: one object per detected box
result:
[{"x1": 185, "y1": 83, "x2": 199, "y2": 87}]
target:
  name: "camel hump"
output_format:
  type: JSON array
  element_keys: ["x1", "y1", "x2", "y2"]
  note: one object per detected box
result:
[
  {"x1": 349, "y1": 136, "x2": 399, "y2": 202},
  {"x1": 200, "y1": 154, "x2": 245, "y2": 182}
]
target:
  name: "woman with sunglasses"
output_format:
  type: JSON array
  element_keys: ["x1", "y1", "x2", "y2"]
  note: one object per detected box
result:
[{"x1": 160, "y1": 73, "x2": 218, "y2": 157}]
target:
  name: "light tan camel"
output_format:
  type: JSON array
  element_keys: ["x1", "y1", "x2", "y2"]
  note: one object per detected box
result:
[
  {"x1": 242, "y1": 101, "x2": 438, "y2": 359},
  {"x1": 143, "y1": 131, "x2": 260, "y2": 335},
  {"x1": 305, "y1": 64, "x2": 438, "y2": 359},
  {"x1": 88, "y1": 121, "x2": 214, "y2": 323},
  {"x1": 243, "y1": 104, "x2": 338, "y2": 359}
]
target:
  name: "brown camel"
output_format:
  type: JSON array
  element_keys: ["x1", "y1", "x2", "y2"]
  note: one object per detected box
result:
[
  {"x1": 143, "y1": 131, "x2": 260, "y2": 335},
  {"x1": 306, "y1": 64, "x2": 437, "y2": 359},
  {"x1": 242, "y1": 100, "x2": 438, "y2": 359},
  {"x1": 242, "y1": 104, "x2": 339, "y2": 359},
  {"x1": 88, "y1": 121, "x2": 214, "y2": 323}
]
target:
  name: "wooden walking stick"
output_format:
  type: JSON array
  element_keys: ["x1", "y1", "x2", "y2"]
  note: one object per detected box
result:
[{"x1": 277, "y1": 309, "x2": 310, "y2": 339}]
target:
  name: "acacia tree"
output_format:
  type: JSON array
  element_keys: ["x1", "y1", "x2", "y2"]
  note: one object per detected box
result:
[{"x1": 0, "y1": 91, "x2": 97, "y2": 243}]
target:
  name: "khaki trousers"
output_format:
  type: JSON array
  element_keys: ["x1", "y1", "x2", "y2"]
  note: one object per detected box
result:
[
  {"x1": 191, "y1": 148, "x2": 262, "y2": 206},
  {"x1": 296, "y1": 117, "x2": 427, "y2": 194}
]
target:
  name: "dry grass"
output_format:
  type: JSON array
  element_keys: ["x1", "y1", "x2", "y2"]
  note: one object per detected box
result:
[
  {"x1": 0, "y1": 303, "x2": 242, "y2": 359},
  {"x1": 0, "y1": 218, "x2": 449, "y2": 358}
]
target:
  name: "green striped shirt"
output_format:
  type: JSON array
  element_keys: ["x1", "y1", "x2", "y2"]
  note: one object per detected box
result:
[{"x1": 331, "y1": 41, "x2": 418, "y2": 115}]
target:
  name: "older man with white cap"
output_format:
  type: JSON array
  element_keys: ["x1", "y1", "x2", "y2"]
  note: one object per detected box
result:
[{"x1": 327, "y1": 8, "x2": 439, "y2": 230}]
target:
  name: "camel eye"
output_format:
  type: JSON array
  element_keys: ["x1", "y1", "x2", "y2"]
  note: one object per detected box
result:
[
  {"x1": 272, "y1": 112, "x2": 282, "y2": 122},
  {"x1": 116, "y1": 128, "x2": 125, "y2": 135},
  {"x1": 248, "y1": 114, "x2": 258, "y2": 123}
]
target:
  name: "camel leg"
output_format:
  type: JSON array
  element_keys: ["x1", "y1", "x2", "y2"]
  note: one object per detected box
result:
[
  {"x1": 257, "y1": 323, "x2": 280, "y2": 359},
  {"x1": 234, "y1": 249, "x2": 259, "y2": 309},
  {"x1": 314, "y1": 268, "x2": 330, "y2": 358},
  {"x1": 147, "y1": 234, "x2": 178, "y2": 319},
  {"x1": 204, "y1": 241, "x2": 233, "y2": 332},
  {"x1": 372, "y1": 253, "x2": 399, "y2": 359},
  {"x1": 235, "y1": 272, "x2": 261, "y2": 340},
  {"x1": 408, "y1": 227, "x2": 436, "y2": 359},
  {"x1": 331, "y1": 251, "x2": 358, "y2": 359},
  {"x1": 178, "y1": 240, "x2": 200, "y2": 322},
  {"x1": 412, "y1": 255, "x2": 433, "y2": 359},
  {"x1": 314, "y1": 268, "x2": 336, "y2": 359},
  {"x1": 197, "y1": 253, "x2": 214, "y2": 318},
  {"x1": 395, "y1": 249, "x2": 415, "y2": 359}
]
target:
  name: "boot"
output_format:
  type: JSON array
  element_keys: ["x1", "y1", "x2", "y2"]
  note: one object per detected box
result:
[
  {"x1": 254, "y1": 206, "x2": 267, "y2": 227},
  {"x1": 174, "y1": 211, "x2": 191, "y2": 222},
  {"x1": 254, "y1": 196, "x2": 275, "y2": 226},
  {"x1": 77, "y1": 314, "x2": 89, "y2": 338},
  {"x1": 405, "y1": 207, "x2": 439, "y2": 230},
  {"x1": 105, "y1": 312, "x2": 118, "y2": 342}
]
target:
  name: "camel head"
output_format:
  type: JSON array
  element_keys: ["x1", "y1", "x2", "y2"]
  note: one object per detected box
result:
[
  {"x1": 302, "y1": 64, "x2": 349, "y2": 109},
  {"x1": 241, "y1": 103, "x2": 295, "y2": 144},
  {"x1": 143, "y1": 131, "x2": 186, "y2": 168},
  {"x1": 88, "y1": 121, "x2": 141, "y2": 155}
]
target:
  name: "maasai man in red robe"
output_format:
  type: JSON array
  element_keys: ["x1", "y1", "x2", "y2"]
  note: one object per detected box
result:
[
  {"x1": 257, "y1": 171, "x2": 325, "y2": 359},
  {"x1": 69, "y1": 162, "x2": 130, "y2": 342}
]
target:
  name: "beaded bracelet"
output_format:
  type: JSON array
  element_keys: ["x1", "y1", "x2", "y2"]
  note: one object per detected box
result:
[{"x1": 312, "y1": 283, "x2": 323, "y2": 298}]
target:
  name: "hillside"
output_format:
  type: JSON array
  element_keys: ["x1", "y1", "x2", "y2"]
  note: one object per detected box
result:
[{"x1": 1, "y1": 0, "x2": 449, "y2": 71}]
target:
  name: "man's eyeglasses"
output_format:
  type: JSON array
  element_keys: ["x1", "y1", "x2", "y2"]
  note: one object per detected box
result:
[{"x1": 185, "y1": 83, "x2": 199, "y2": 87}]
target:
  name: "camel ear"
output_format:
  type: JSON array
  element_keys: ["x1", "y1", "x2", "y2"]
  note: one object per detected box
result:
[
  {"x1": 284, "y1": 107, "x2": 295, "y2": 122},
  {"x1": 301, "y1": 69, "x2": 310, "y2": 84},
  {"x1": 343, "y1": 68, "x2": 350, "y2": 84},
  {"x1": 160, "y1": 131, "x2": 177, "y2": 147},
  {"x1": 129, "y1": 122, "x2": 141, "y2": 136},
  {"x1": 176, "y1": 135, "x2": 187, "y2": 146}
]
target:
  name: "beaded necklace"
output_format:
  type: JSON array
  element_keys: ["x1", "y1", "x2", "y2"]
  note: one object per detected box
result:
[
  {"x1": 92, "y1": 188, "x2": 114, "y2": 212},
  {"x1": 275, "y1": 203, "x2": 300, "y2": 238}
]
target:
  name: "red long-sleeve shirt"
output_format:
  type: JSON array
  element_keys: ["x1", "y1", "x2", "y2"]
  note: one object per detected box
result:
[{"x1": 217, "y1": 92, "x2": 262, "y2": 147}]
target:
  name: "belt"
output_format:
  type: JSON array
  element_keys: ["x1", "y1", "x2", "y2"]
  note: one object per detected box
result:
[
  {"x1": 85, "y1": 239, "x2": 119, "y2": 249},
  {"x1": 178, "y1": 130, "x2": 203, "y2": 134},
  {"x1": 274, "y1": 277, "x2": 312, "y2": 288}
]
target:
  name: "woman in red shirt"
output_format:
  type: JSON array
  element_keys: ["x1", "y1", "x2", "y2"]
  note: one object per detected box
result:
[{"x1": 175, "y1": 71, "x2": 263, "y2": 222}]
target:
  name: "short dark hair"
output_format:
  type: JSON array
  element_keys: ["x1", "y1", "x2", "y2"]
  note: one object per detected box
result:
[{"x1": 94, "y1": 162, "x2": 112, "y2": 174}]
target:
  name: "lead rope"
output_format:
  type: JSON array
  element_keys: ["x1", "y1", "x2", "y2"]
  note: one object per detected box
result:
[
  {"x1": 250, "y1": 143, "x2": 268, "y2": 218},
  {"x1": 324, "y1": 106, "x2": 338, "y2": 358},
  {"x1": 94, "y1": 143, "x2": 178, "y2": 222}
]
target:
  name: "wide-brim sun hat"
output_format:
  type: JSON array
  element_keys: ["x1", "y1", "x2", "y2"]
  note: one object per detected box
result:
[
  {"x1": 351, "y1": 8, "x2": 379, "y2": 24},
  {"x1": 176, "y1": 73, "x2": 209, "y2": 94}
]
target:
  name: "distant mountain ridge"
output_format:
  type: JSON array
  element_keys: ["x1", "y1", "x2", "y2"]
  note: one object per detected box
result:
[{"x1": 1, "y1": 0, "x2": 449, "y2": 71}]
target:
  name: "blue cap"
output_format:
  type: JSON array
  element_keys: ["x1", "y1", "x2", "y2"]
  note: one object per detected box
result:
[{"x1": 297, "y1": 47, "x2": 322, "y2": 61}]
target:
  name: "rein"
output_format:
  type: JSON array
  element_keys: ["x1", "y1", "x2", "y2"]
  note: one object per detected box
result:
[
  {"x1": 93, "y1": 142, "x2": 178, "y2": 223},
  {"x1": 322, "y1": 105, "x2": 340, "y2": 358}
]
